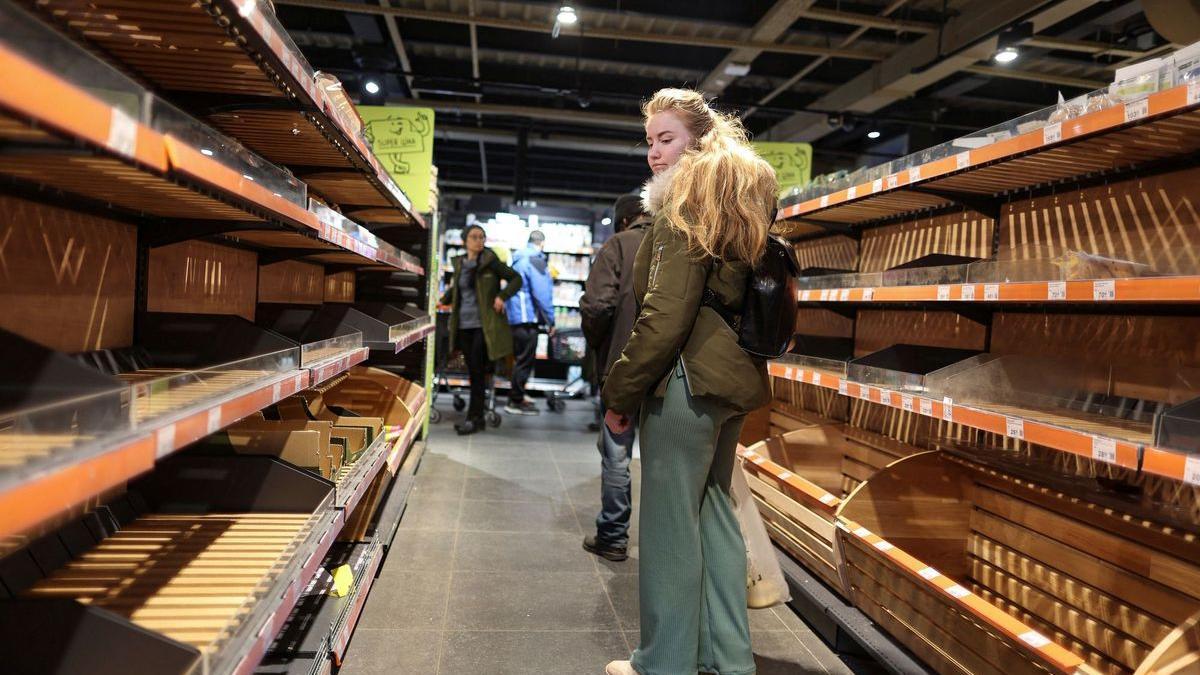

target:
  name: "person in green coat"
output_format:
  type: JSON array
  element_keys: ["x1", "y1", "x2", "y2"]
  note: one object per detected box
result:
[
  {"x1": 440, "y1": 224, "x2": 522, "y2": 435},
  {"x1": 602, "y1": 89, "x2": 778, "y2": 675}
]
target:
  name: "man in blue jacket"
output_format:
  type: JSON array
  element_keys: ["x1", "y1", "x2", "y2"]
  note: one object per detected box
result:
[{"x1": 505, "y1": 230, "x2": 555, "y2": 415}]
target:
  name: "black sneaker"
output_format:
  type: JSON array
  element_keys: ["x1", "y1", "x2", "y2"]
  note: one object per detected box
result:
[
  {"x1": 455, "y1": 417, "x2": 486, "y2": 435},
  {"x1": 583, "y1": 534, "x2": 628, "y2": 562},
  {"x1": 505, "y1": 400, "x2": 540, "y2": 416}
]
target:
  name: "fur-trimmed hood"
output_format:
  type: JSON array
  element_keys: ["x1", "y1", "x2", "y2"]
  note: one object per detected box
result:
[{"x1": 641, "y1": 163, "x2": 680, "y2": 216}]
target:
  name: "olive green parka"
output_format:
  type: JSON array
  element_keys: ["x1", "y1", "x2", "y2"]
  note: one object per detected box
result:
[
  {"x1": 600, "y1": 214, "x2": 771, "y2": 416},
  {"x1": 441, "y1": 248, "x2": 523, "y2": 361}
]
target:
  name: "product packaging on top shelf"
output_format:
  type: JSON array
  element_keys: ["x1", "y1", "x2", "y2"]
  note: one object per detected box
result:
[{"x1": 1110, "y1": 58, "x2": 1166, "y2": 101}]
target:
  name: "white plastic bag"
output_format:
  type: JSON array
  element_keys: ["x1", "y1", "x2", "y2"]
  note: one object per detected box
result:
[{"x1": 731, "y1": 459, "x2": 791, "y2": 609}]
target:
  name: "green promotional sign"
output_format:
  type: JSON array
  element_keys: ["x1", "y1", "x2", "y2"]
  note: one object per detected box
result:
[
  {"x1": 359, "y1": 106, "x2": 436, "y2": 214},
  {"x1": 752, "y1": 141, "x2": 813, "y2": 195}
]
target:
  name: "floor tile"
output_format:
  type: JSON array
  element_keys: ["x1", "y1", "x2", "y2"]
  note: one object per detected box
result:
[
  {"x1": 457, "y1": 456, "x2": 563, "y2": 481},
  {"x1": 462, "y1": 475, "x2": 568, "y2": 502},
  {"x1": 395, "y1": 496, "x2": 462, "y2": 532},
  {"x1": 453, "y1": 530, "x2": 596, "y2": 573},
  {"x1": 440, "y1": 630, "x2": 629, "y2": 675},
  {"x1": 380, "y1": 529, "x2": 456, "y2": 573},
  {"x1": 458, "y1": 498, "x2": 579, "y2": 534},
  {"x1": 409, "y1": 472, "x2": 465, "y2": 500},
  {"x1": 445, "y1": 571, "x2": 620, "y2": 631},
  {"x1": 337, "y1": 629, "x2": 440, "y2": 675},
  {"x1": 355, "y1": 572, "x2": 450, "y2": 630}
]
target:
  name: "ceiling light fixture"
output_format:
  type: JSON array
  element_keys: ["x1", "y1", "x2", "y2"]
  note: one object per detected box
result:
[
  {"x1": 993, "y1": 46, "x2": 1019, "y2": 64},
  {"x1": 552, "y1": 5, "x2": 577, "y2": 38},
  {"x1": 364, "y1": 80, "x2": 381, "y2": 95},
  {"x1": 556, "y1": 5, "x2": 578, "y2": 25},
  {"x1": 601, "y1": 217, "x2": 612, "y2": 226},
  {"x1": 867, "y1": 130, "x2": 881, "y2": 139}
]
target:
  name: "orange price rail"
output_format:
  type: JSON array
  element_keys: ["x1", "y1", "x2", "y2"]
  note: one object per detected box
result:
[
  {"x1": 797, "y1": 276, "x2": 1200, "y2": 304},
  {"x1": 778, "y1": 82, "x2": 1200, "y2": 229},
  {"x1": 392, "y1": 322, "x2": 437, "y2": 354},
  {"x1": 764, "y1": 362, "x2": 1200, "y2": 485},
  {"x1": 308, "y1": 347, "x2": 371, "y2": 388},
  {"x1": 737, "y1": 445, "x2": 841, "y2": 514},
  {"x1": 0, "y1": 370, "x2": 310, "y2": 545}
]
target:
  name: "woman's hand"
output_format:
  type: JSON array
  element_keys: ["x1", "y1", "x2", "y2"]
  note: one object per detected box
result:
[
  {"x1": 493, "y1": 297, "x2": 506, "y2": 314},
  {"x1": 604, "y1": 409, "x2": 631, "y2": 435}
]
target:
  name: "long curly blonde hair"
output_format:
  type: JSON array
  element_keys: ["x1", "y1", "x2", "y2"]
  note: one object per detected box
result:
[{"x1": 643, "y1": 88, "x2": 778, "y2": 264}]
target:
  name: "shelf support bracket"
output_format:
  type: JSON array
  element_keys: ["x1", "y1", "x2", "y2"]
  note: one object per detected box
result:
[{"x1": 142, "y1": 221, "x2": 270, "y2": 248}]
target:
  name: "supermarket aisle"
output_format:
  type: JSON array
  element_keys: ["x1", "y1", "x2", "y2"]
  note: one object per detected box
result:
[{"x1": 340, "y1": 404, "x2": 865, "y2": 675}]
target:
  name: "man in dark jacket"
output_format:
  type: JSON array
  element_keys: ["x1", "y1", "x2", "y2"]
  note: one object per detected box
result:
[{"x1": 578, "y1": 194, "x2": 651, "y2": 561}]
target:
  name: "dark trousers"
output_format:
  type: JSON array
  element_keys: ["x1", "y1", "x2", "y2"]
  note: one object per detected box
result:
[
  {"x1": 458, "y1": 328, "x2": 488, "y2": 419},
  {"x1": 509, "y1": 323, "x2": 539, "y2": 404}
]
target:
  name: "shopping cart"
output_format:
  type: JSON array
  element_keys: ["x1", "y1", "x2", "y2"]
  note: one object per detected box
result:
[
  {"x1": 544, "y1": 327, "x2": 589, "y2": 413},
  {"x1": 429, "y1": 311, "x2": 501, "y2": 428}
]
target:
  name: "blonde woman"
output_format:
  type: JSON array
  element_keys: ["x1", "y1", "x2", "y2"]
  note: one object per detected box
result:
[{"x1": 601, "y1": 89, "x2": 778, "y2": 675}]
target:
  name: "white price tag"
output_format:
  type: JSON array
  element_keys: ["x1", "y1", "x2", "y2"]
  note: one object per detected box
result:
[
  {"x1": 863, "y1": 287, "x2": 875, "y2": 301},
  {"x1": 838, "y1": 380, "x2": 848, "y2": 396},
  {"x1": 937, "y1": 285, "x2": 951, "y2": 301},
  {"x1": 956, "y1": 152, "x2": 970, "y2": 170},
  {"x1": 1185, "y1": 456, "x2": 1200, "y2": 486},
  {"x1": 873, "y1": 540, "x2": 895, "y2": 552},
  {"x1": 943, "y1": 397, "x2": 954, "y2": 422},
  {"x1": 1043, "y1": 122, "x2": 1062, "y2": 145},
  {"x1": 961, "y1": 285, "x2": 976, "y2": 301},
  {"x1": 272, "y1": 382, "x2": 282, "y2": 400},
  {"x1": 984, "y1": 284, "x2": 1000, "y2": 301},
  {"x1": 801, "y1": 290, "x2": 812, "y2": 301},
  {"x1": 1125, "y1": 98, "x2": 1149, "y2": 122},
  {"x1": 1019, "y1": 631, "x2": 1052, "y2": 649},
  {"x1": 847, "y1": 186, "x2": 857, "y2": 199},
  {"x1": 106, "y1": 107, "x2": 138, "y2": 158},
  {"x1": 1048, "y1": 281, "x2": 1067, "y2": 300},
  {"x1": 1092, "y1": 436, "x2": 1117, "y2": 463},
  {"x1": 811, "y1": 372, "x2": 823, "y2": 387},
  {"x1": 945, "y1": 584, "x2": 970, "y2": 598},
  {"x1": 860, "y1": 386, "x2": 872, "y2": 401},
  {"x1": 917, "y1": 567, "x2": 940, "y2": 580},
  {"x1": 819, "y1": 195, "x2": 829, "y2": 208},
  {"x1": 901, "y1": 395, "x2": 914, "y2": 412},
  {"x1": 156, "y1": 424, "x2": 176, "y2": 459},
  {"x1": 1093, "y1": 279, "x2": 1115, "y2": 301},
  {"x1": 207, "y1": 407, "x2": 222, "y2": 434},
  {"x1": 839, "y1": 288, "x2": 851, "y2": 301},
  {"x1": 820, "y1": 289, "x2": 832, "y2": 301},
  {"x1": 1006, "y1": 417, "x2": 1025, "y2": 440},
  {"x1": 1190, "y1": 81, "x2": 1200, "y2": 105},
  {"x1": 920, "y1": 398, "x2": 933, "y2": 416},
  {"x1": 886, "y1": 174, "x2": 899, "y2": 189},
  {"x1": 872, "y1": 178, "x2": 883, "y2": 193},
  {"x1": 909, "y1": 165, "x2": 921, "y2": 182}
]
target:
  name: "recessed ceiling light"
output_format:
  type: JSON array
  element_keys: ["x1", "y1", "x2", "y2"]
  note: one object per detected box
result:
[
  {"x1": 867, "y1": 130, "x2": 881, "y2": 139},
  {"x1": 993, "y1": 47, "x2": 1019, "y2": 64},
  {"x1": 364, "y1": 80, "x2": 381, "y2": 95}
]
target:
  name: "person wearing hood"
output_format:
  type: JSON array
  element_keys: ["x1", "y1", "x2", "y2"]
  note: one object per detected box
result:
[
  {"x1": 579, "y1": 195, "x2": 652, "y2": 563},
  {"x1": 440, "y1": 224, "x2": 522, "y2": 436},
  {"x1": 601, "y1": 89, "x2": 777, "y2": 675},
  {"x1": 505, "y1": 230, "x2": 556, "y2": 415}
]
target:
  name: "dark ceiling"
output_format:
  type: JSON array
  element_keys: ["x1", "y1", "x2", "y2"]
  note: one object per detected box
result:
[{"x1": 273, "y1": 0, "x2": 1179, "y2": 209}]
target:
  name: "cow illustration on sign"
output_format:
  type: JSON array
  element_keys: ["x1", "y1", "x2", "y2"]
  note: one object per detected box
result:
[{"x1": 364, "y1": 110, "x2": 432, "y2": 176}]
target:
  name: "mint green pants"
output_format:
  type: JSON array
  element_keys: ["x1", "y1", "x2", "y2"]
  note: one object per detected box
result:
[{"x1": 632, "y1": 362, "x2": 754, "y2": 675}]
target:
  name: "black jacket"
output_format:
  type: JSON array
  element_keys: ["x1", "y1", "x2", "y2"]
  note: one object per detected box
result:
[{"x1": 579, "y1": 216, "x2": 652, "y2": 383}]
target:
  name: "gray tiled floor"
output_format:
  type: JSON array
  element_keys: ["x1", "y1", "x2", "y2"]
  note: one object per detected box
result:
[{"x1": 340, "y1": 403, "x2": 867, "y2": 675}]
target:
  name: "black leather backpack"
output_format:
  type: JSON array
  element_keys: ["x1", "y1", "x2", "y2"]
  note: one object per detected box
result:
[{"x1": 703, "y1": 234, "x2": 800, "y2": 359}]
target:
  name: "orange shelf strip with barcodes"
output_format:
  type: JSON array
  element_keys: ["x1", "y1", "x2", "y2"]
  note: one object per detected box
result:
[
  {"x1": 779, "y1": 81, "x2": 1200, "y2": 222},
  {"x1": 797, "y1": 276, "x2": 1200, "y2": 304},
  {"x1": 0, "y1": 370, "x2": 311, "y2": 543},
  {"x1": 839, "y1": 519, "x2": 1087, "y2": 673},
  {"x1": 764, "y1": 362, "x2": 1185, "y2": 483},
  {"x1": 737, "y1": 445, "x2": 841, "y2": 513}
]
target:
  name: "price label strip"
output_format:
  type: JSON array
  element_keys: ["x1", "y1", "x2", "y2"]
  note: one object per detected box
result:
[
  {"x1": 1092, "y1": 436, "x2": 1117, "y2": 464},
  {"x1": 1006, "y1": 417, "x2": 1025, "y2": 440}
]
